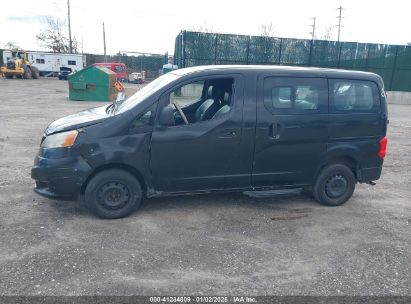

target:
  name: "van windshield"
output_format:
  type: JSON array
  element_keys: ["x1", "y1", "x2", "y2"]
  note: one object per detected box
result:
[{"x1": 115, "y1": 73, "x2": 180, "y2": 114}]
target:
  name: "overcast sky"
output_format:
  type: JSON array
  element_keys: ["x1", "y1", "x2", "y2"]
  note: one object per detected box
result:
[{"x1": 1, "y1": 0, "x2": 410, "y2": 56}]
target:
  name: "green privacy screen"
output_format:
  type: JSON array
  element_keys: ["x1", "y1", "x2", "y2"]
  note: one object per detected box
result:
[{"x1": 174, "y1": 31, "x2": 411, "y2": 92}]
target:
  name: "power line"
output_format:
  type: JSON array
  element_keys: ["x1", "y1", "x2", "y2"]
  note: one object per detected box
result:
[
  {"x1": 310, "y1": 17, "x2": 316, "y2": 41},
  {"x1": 67, "y1": 0, "x2": 72, "y2": 53},
  {"x1": 336, "y1": 6, "x2": 344, "y2": 42},
  {"x1": 103, "y1": 22, "x2": 107, "y2": 62}
]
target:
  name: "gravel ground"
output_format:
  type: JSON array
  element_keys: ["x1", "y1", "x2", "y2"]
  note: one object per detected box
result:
[{"x1": 0, "y1": 78, "x2": 410, "y2": 296}]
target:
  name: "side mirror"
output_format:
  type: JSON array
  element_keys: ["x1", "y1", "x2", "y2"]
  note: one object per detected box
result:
[{"x1": 158, "y1": 105, "x2": 175, "y2": 127}]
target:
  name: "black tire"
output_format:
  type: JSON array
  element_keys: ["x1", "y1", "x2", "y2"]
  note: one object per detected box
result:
[
  {"x1": 84, "y1": 169, "x2": 143, "y2": 219},
  {"x1": 31, "y1": 66, "x2": 40, "y2": 79},
  {"x1": 312, "y1": 164, "x2": 355, "y2": 206},
  {"x1": 22, "y1": 64, "x2": 32, "y2": 79},
  {"x1": 5, "y1": 74, "x2": 13, "y2": 79}
]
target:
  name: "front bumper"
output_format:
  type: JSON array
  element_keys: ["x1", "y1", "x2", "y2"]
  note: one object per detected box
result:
[{"x1": 31, "y1": 147, "x2": 92, "y2": 200}]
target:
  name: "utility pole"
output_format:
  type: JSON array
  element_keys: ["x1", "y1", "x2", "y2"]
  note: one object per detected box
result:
[
  {"x1": 67, "y1": 0, "x2": 72, "y2": 53},
  {"x1": 336, "y1": 6, "x2": 344, "y2": 42},
  {"x1": 310, "y1": 17, "x2": 316, "y2": 41},
  {"x1": 103, "y1": 22, "x2": 107, "y2": 62}
]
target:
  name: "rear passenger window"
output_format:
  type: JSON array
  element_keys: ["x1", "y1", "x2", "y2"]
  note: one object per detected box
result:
[
  {"x1": 264, "y1": 77, "x2": 327, "y2": 114},
  {"x1": 330, "y1": 80, "x2": 380, "y2": 113}
]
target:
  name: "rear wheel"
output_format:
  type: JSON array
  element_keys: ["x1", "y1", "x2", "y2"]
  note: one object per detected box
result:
[
  {"x1": 84, "y1": 169, "x2": 143, "y2": 219},
  {"x1": 312, "y1": 164, "x2": 355, "y2": 206}
]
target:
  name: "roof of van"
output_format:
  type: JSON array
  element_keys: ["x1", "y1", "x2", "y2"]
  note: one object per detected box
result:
[{"x1": 170, "y1": 65, "x2": 383, "y2": 83}]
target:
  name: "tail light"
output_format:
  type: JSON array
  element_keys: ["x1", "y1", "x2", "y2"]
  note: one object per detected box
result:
[{"x1": 378, "y1": 136, "x2": 388, "y2": 158}]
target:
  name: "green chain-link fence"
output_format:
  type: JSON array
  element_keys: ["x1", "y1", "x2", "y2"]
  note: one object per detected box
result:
[{"x1": 174, "y1": 31, "x2": 411, "y2": 92}]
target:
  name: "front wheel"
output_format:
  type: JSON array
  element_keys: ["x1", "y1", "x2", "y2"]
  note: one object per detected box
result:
[
  {"x1": 312, "y1": 164, "x2": 355, "y2": 206},
  {"x1": 84, "y1": 169, "x2": 143, "y2": 219}
]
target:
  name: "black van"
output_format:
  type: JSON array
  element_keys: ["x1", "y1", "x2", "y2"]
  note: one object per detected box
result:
[{"x1": 31, "y1": 66, "x2": 388, "y2": 218}]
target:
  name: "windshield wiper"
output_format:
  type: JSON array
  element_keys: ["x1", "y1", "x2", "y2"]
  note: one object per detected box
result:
[
  {"x1": 106, "y1": 104, "x2": 113, "y2": 114},
  {"x1": 109, "y1": 100, "x2": 117, "y2": 115}
]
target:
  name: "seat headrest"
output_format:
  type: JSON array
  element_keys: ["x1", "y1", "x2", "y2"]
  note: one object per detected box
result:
[
  {"x1": 208, "y1": 85, "x2": 222, "y2": 99},
  {"x1": 207, "y1": 86, "x2": 214, "y2": 98},
  {"x1": 223, "y1": 92, "x2": 230, "y2": 104}
]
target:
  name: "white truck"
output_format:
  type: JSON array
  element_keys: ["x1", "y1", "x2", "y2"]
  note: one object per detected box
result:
[
  {"x1": 128, "y1": 72, "x2": 145, "y2": 84},
  {"x1": 2, "y1": 51, "x2": 86, "y2": 76}
]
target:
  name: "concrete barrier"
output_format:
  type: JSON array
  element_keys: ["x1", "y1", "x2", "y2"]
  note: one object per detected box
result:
[{"x1": 386, "y1": 91, "x2": 411, "y2": 105}]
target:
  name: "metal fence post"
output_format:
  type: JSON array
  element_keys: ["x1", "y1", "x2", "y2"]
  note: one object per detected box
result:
[
  {"x1": 179, "y1": 33, "x2": 183, "y2": 67},
  {"x1": 214, "y1": 34, "x2": 218, "y2": 65},
  {"x1": 365, "y1": 43, "x2": 371, "y2": 70},
  {"x1": 246, "y1": 36, "x2": 250, "y2": 65},
  {"x1": 182, "y1": 31, "x2": 186, "y2": 68},
  {"x1": 278, "y1": 38, "x2": 283, "y2": 65},
  {"x1": 308, "y1": 39, "x2": 313, "y2": 66},
  {"x1": 337, "y1": 41, "x2": 343, "y2": 68},
  {"x1": 389, "y1": 46, "x2": 399, "y2": 91}
]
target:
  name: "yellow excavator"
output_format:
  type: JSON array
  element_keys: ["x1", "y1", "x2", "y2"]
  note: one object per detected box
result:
[{"x1": 1, "y1": 50, "x2": 39, "y2": 79}]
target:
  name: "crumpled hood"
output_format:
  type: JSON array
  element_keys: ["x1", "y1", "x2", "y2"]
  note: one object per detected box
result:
[{"x1": 45, "y1": 105, "x2": 110, "y2": 135}]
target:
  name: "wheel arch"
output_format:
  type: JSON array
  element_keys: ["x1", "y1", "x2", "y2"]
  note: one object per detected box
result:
[
  {"x1": 80, "y1": 163, "x2": 148, "y2": 197},
  {"x1": 313, "y1": 150, "x2": 360, "y2": 185}
]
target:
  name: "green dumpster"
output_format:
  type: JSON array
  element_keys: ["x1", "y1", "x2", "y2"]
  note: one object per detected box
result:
[{"x1": 68, "y1": 66, "x2": 117, "y2": 101}]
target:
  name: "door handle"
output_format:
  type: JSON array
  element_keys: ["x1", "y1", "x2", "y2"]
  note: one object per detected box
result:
[
  {"x1": 219, "y1": 129, "x2": 236, "y2": 138},
  {"x1": 268, "y1": 123, "x2": 281, "y2": 140}
]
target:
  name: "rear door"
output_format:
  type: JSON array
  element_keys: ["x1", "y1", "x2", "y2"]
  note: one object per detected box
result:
[
  {"x1": 328, "y1": 79, "x2": 384, "y2": 168},
  {"x1": 328, "y1": 79, "x2": 383, "y2": 139},
  {"x1": 252, "y1": 76, "x2": 329, "y2": 186}
]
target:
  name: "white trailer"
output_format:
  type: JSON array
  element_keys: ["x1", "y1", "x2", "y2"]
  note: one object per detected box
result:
[{"x1": 2, "y1": 51, "x2": 86, "y2": 76}]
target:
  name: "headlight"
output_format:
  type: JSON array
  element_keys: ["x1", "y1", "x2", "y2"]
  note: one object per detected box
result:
[{"x1": 41, "y1": 130, "x2": 78, "y2": 149}]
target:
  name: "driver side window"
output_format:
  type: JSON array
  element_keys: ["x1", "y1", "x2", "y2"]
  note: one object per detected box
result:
[
  {"x1": 170, "y1": 81, "x2": 205, "y2": 108},
  {"x1": 168, "y1": 77, "x2": 234, "y2": 126}
]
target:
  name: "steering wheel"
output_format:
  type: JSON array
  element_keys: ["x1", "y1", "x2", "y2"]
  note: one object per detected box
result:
[{"x1": 173, "y1": 101, "x2": 189, "y2": 125}]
